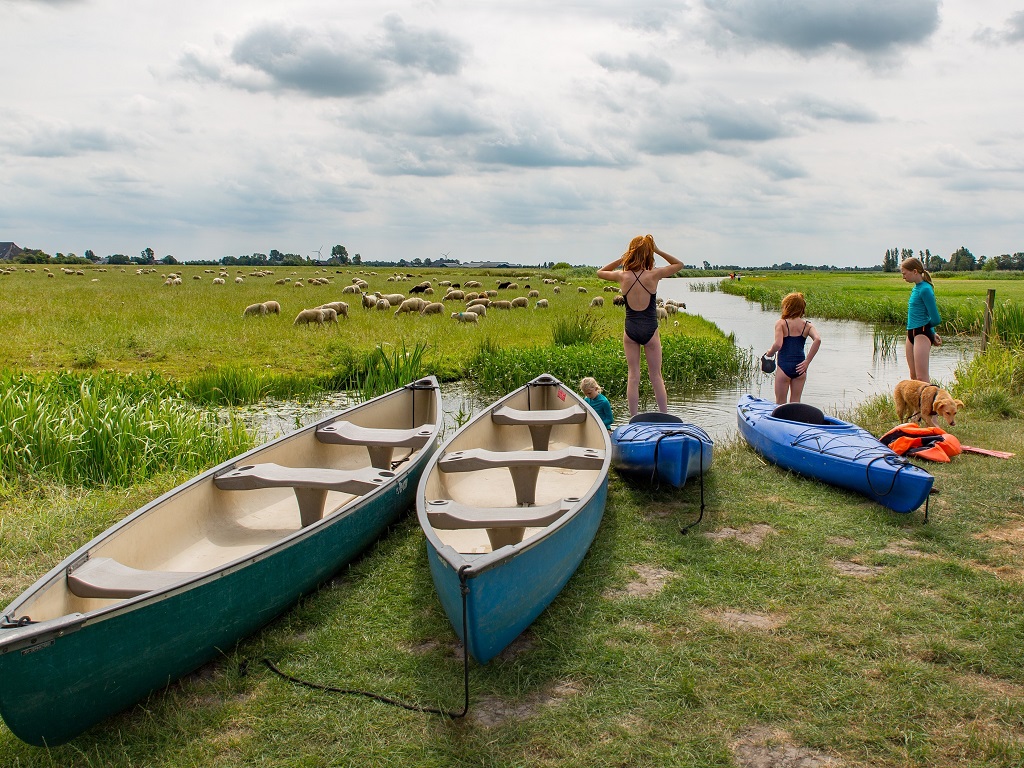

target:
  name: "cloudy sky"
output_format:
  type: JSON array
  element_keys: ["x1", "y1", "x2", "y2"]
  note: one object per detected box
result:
[{"x1": 2, "y1": 0, "x2": 1022, "y2": 268}]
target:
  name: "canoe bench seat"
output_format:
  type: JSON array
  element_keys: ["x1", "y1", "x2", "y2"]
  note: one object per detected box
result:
[
  {"x1": 425, "y1": 498, "x2": 576, "y2": 548},
  {"x1": 316, "y1": 420, "x2": 435, "y2": 469},
  {"x1": 437, "y1": 446, "x2": 604, "y2": 505},
  {"x1": 67, "y1": 557, "x2": 200, "y2": 600},
  {"x1": 214, "y1": 463, "x2": 395, "y2": 527},
  {"x1": 491, "y1": 405, "x2": 587, "y2": 450}
]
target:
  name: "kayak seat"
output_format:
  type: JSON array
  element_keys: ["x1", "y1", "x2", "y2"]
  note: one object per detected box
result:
[
  {"x1": 67, "y1": 557, "x2": 200, "y2": 600},
  {"x1": 629, "y1": 411, "x2": 684, "y2": 424},
  {"x1": 214, "y1": 463, "x2": 395, "y2": 527},
  {"x1": 771, "y1": 403, "x2": 826, "y2": 425},
  {"x1": 437, "y1": 446, "x2": 604, "y2": 505},
  {"x1": 425, "y1": 498, "x2": 575, "y2": 548},
  {"x1": 316, "y1": 420, "x2": 436, "y2": 469},
  {"x1": 491, "y1": 405, "x2": 587, "y2": 450}
]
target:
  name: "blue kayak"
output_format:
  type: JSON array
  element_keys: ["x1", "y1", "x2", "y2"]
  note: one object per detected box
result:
[
  {"x1": 611, "y1": 414, "x2": 713, "y2": 488},
  {"x1": 736, "y1": 395, "x2": 933, "y2": 514}
]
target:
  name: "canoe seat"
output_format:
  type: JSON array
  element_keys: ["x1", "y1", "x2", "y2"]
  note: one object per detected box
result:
[
  {"x1": 437, "y1": 446, "x2": 604, "y2": 505},
  {"x1": 67, "y1": 557, "x2": 200, "y2": 600},
  {"x1": 214, "y1": 463, "x2": 395, "y2": 527},
  {"x1": 491, "y1": 405, "x2": 587, "y2": 450},
  {"x1": 425, "y1": 498, "x2": 575, "y2": 548},
  {"x1": 316, "y1": 420, "x2": 435, "y2": 468}
]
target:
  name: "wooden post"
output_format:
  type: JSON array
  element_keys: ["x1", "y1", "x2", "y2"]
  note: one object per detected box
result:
[{"x1": 981, "y1": 288, "x2": 995, "y2": 351}]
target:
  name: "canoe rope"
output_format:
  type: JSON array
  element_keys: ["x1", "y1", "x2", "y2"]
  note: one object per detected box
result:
[
  {"x1": 1, "y1": 614, "x2": 35, "y2": 628},
  {"x1": 261, "y1": 565, "x2": 472, "y2": 718},
  {"x1": 618, "y1": 425, "x2": 709, "y2": 533}
]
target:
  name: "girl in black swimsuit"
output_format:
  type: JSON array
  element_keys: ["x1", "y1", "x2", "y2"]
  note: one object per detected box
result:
[{"x1": 597, "y1": 235, "x2": 685, "y2": 417}]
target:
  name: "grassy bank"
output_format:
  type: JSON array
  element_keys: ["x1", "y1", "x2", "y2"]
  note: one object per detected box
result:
[
  {"x1": 1, "y1": 346, "x2": 1022, "y2": 766},
  {"x1": 719, "y1": 272, "x2": 1024, "y2": 343}
]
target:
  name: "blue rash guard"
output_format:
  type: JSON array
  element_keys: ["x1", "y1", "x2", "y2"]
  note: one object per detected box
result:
[
  {"x1": 585, "y1": 393, "x2": 615, "y2": 429},
  {"x1": 907, "y1": 281, "x2": 941, "y2": 330}
]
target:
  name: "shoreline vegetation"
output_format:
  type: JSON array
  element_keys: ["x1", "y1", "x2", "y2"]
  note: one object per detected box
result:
[{"x1": 1, "y1": 267, "x2": 1023, "y2": 766}]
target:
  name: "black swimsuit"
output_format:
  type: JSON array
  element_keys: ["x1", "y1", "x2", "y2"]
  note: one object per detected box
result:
[{"x1": 624, "y1": 270, "x2": 659, "y2": 345}]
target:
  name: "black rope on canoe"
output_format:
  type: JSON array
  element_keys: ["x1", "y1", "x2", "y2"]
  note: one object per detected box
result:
[
  {"x1": 638, "y1": 427, "x2": 708, "y2": 535},
  {"x1": 262, "y1": 565, "x2": 472, "y2": 718},
  {"x1": 681, "y1": 436, "x2": 706, "y2": 536},
  {"x1": 1, "y1": 614, "x2": 35, "y2": 629}
]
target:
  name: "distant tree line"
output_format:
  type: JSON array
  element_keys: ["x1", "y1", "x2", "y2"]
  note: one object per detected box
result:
[{"x1": 883, "y1": 246, "x2": 1024, "y2": 273}]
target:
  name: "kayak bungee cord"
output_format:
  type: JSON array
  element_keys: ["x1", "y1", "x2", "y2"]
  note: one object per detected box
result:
[
  {"x1": 262, "y1": 564, "x2": 472, "y2": 718},
  {"x1": 622, "y1": 424, "x2": 709, "y2": 533}
]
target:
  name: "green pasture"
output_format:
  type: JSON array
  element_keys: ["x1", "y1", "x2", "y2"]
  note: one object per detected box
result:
[{"x1": 0, "y1": 265, "x2": 739, "y2": 399}]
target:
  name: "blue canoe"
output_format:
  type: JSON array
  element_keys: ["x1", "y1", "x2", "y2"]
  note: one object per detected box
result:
[
  {"x1": 417, "y1": 374, "x2": 611, "y2": 663},
  {"x1": 611, "y1": 413, "x2": 713, "y2": 488},
  {"x1": 0, "y1": 378, "x2": 442, "y2": 746},
  {"x1": 736, "y1": 395, "x2": 933, "y2": 514}
]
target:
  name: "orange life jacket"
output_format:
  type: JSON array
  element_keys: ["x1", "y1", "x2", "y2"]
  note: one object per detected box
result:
[{"x1": 879, "y1": 423, "x2": 962, "y2": 463}]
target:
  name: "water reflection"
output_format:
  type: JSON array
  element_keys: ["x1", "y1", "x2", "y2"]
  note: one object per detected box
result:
[{"x1": 234, "y1": 277, "x2": 972, "y2": 443}]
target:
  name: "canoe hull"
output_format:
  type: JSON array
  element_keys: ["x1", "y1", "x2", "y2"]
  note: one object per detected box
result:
[
  {"x1": 418, "y1": 374, "x2": 611, "y2": 664},
  {"x1": 0, "y1": 379, "x2": 441, "y2": 746},
  {"x1": 736, "y1": 395, "x2": 933, "y2": 513},
  {"x1": 611, "y1": 422, "x2": 713, "y2": 488}
]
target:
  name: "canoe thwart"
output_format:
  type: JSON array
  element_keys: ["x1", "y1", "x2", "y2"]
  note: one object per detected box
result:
[
  {"x1": 214, "y1": 463, "x2": 395, "y2": 527},
  {"x1": 437, "y1": 447, "x2": 604, "y2": 505},
  {"x1": 316, "y1": 420, "x2": 436, "y2": 468},
  {"x1": 426, "y1": 498, "x2": 577, "y2": 547},
  {"x1": 67, "y1": 557, "x2": 200, "y2": 600},
  {"x1": 491, "y1": 405, "x2": 587, "y2": 450}
]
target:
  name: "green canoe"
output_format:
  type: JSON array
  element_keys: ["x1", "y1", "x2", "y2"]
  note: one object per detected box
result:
[{"x1": 0, "y1": 378, "x2": 441, "y2": 746}]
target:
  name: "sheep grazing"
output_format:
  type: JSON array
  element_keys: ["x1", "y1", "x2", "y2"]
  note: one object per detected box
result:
[
  {"x1": 342, "y1": 284, "x2": 359, "y2": 294},
  {"x1": 375, "y1": 298, "x2": 391, "y2": 311},
  {"x1": 420, "y1": 302, "x2": 445, "y2": 315},
  {"x1": 464, "y1": 280, "x2": 482, "y2": 288},
  {"x1": 293, "y1": 308, "x2": 325, "y2": 325},
  {"x1": 467, "y1": 297, "x2": 490, "y2": 308},
  {"x1": 656, "y1": 307, "x2": 669, "y2": 321},
  {"x1": 235, "y1": 277, "x2": 244, "y2": 284},
  {"x1": 213, "y1": 277, "x2": 225, "y2": 285},
  {"x1": 510, "y1": 296, "x2": 529, "y2": 308},
  {"x1": 394, "y1": 297, "x2": 426, "y2": 315},
  {"x1": 465, "y1": 304, "x2": 487, "y2": 317},
  {"x1": 527, "y1": 290, "x2": 540, "y2": 298},
  {"x1": 613, "y1": 294, "x2": 626, "y2": 306},
  {"x1": 451, "y1": 311, "x2": 479, "y2": 324},
  {"x1": 320, "y1": 307, "x2": 339, "y2": 324},
  {"x1": 535, "y1": 299, "x2": 549, "y2": 309},
  {"x1": 485, "y1": 290, "x2": 498, "y2": 298},
  {"x1": 496, "y1": 281, "x2": 512, "y2": 290},
  {"x1": 491, "y1": 300, "x2": 513, "y2": 310},
  {"x1": 263, "y1": 300, "x2": 281, "y2": 315},
  {"x1": 590, "y1": 296, "x2": 605, "y2": 308},
  {"x1": 409, "y1": 282, "x2": 431, "y2": 294},
  {"x1": 577, "y1": 286, "x2": 588, "y2": 293},
  {"x1": 443, "y1": 290, "x2": 465, "y2": 301},
  {"x1": 377, "y1": 292, "x2": 405, "y2": 306},
  {"x1": 318, "y1": 301, "x2": 348, "y2": 318},
  {"x1": 553, "y1": 287, "x2": 561, "y2": 294},
  {"x1": 243, "y1": 303, "x2": 268, "y2": 317}
]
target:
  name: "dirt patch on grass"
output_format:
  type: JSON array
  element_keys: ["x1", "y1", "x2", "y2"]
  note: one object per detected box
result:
[
  {"x1": 967, "y1": 562, "x2": 1024, "y2": 582},
  {"x1": 731, "y1": 726, "x2": 840, "y2": 767},
  {"x1": 880, "y1": 540, "x2": 930, "y2": 558},
  {"x1": 958, "y1": 671, "x2": 1024, "y2": 698},
  {"x1": 605, "y1": 564, "x2": 673, "y2": 598},
  {"x1": 831, "y1": 559, "x2": 885, "y2": 577},
  {"x1": 704, "y1": 524, "x2": 776, "y2": 548},
  {"x1": 470, "y1": 679, "x2": 582, "y2": 728},
  {"x1": 704, "y1": 610, "x2": 787, "y2": 632},
  {"x1": 827, "y1": 536, "x2": 856, "y2": 547},
  {"x1": 974, "y1": 523, "x2": 1024, "y2": 545}
]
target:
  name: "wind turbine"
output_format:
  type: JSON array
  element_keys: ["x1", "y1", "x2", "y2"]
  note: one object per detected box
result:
[{"x1": 311, "y1": 245, "x2": 324, "y2": 261}]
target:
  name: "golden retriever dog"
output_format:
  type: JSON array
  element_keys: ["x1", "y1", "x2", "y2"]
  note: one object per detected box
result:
[{"x1": 894, "y1": 380, "x2": 964, "y2": 428}]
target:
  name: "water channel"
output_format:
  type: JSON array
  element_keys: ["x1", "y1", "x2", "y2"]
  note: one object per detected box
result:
[{"x1": 237, "y1": 277, "x2": 971, "y2": 443}]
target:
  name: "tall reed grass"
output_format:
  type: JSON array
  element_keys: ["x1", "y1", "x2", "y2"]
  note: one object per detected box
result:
[
  {"x1": 0, "y1": 370, "x2": 253, "y2": 486},
  {"x1": 353, "y1": 341, "x2": 429, "y2": 400},
  {"x1": 469, "y1": 335, "x2": 747, "y2": 395},
  {"x1": 552, "y1": 313, "x2": 604, "y2": 346},
  {"x1": 182, "y1": 367, "x2": 325, "y2": 406}
]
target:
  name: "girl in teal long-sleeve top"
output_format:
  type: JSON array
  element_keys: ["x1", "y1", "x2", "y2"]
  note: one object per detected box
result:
[{"x1": 901, "y1": 257, "x2": 942, "y2": 382}]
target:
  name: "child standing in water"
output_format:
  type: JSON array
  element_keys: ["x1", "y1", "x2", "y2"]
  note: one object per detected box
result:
[
  {"x1": 901, "y1": 256, "x2": 942, "y2": 382},
  {"x1": 580, "y1": 377, "x2": 614, "y2": 430},
  {"x1": 763, "y1": 292, "x2": 821, "y2": 404}
]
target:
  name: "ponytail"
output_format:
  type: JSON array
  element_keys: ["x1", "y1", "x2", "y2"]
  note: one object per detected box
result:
[{"x1": 901, "y1": 256, "x2": 932, "y2": 284}]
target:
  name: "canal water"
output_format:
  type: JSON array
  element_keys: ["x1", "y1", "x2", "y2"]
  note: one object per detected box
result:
[{"x1": 236, "y1": 277, "x2": 970, "y2": 443}]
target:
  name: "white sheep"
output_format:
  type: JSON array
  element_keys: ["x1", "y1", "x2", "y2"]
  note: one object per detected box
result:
[
  {"x1": 577, "y1": 286, "x2": 588, "y2": 293},
  {"x1": 527, "y1": 290, "x2": 540, "y2": 298},
  {"x1": 320, "y1": 307, "x2": 339, "y2": 324},
  {"x1": 394, "y1": 297, "x2": 426, "y2": 315},
  {"x1": 293, "y1": 308, "x2": 325, "y2": 325},
  {"x1": 362, "y1": 292, "x2": 377, "y2": 309},
  {"x1": 535, "y1": 299, "x2": 549, "y2": 309},
  {"x1": 420, "y1": 302, "x2": 445, "y2": 315},
  {"x1": 213, "y1": 277, "x2": 225, "y2": 285},
  {"x1": 465, "y1": 304, "x2": 487, "y2": 317},
  {"x1": 451, "y1": 311, "x2": 479, "y2": 324},
  {"x1": 375, "y1": 298, "x2": 391, "y2": 311},
  {"x1": 590, "y1": 296, "x2": 605, "y2": 307},
  {"x1": 263, "y1": 300, "x2": 282, "y2": 315},
  {"x1": 318, "y1": 301, "x2": 348, "y2": 318},
  {"x1": 510, "y1": 296, "x2": 529, "y2": 308},
  {"x1": 243, "y1": 303, "x2": 268, "y2": 317}
]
